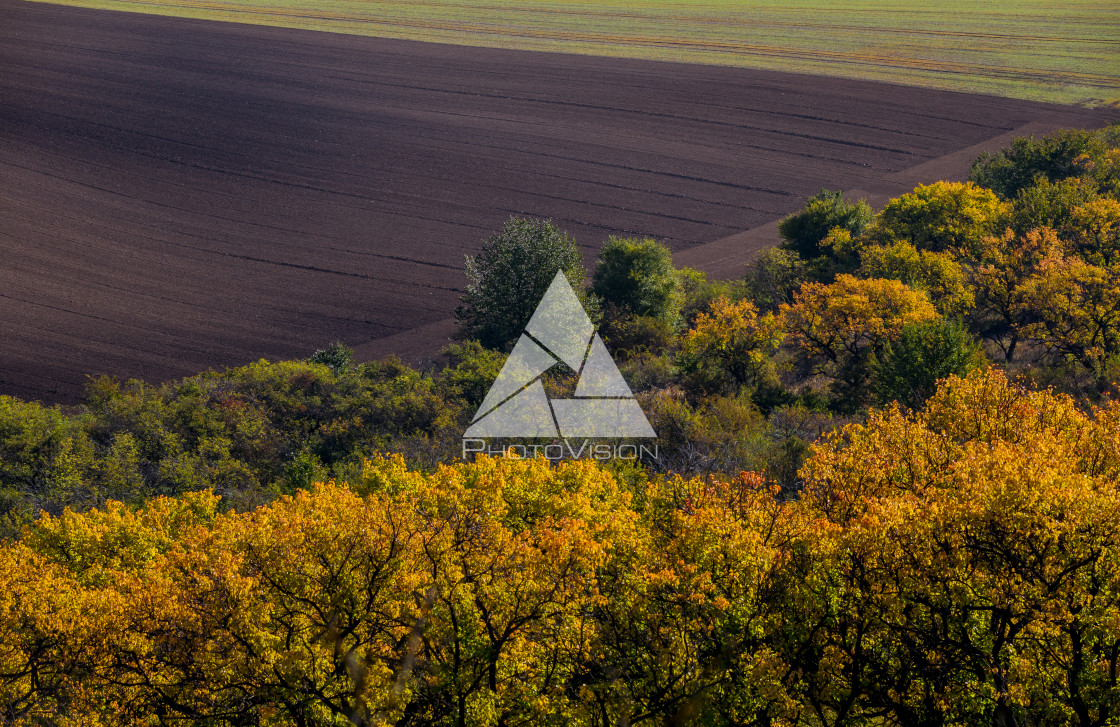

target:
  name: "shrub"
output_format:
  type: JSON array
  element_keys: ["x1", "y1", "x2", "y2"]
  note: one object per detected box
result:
[
  {"x1": 307, "y1": 341, "x2": 354, "y2": 374},
  {"x1": 676, "y1": 267, "x2": 747, "y2": 325},
  {"x1": 638, "y1": 388, "x2": 771, "y2": 475},
  {"x1": 599, "y1": 313, "x2": 676, "y2": 360},
  {"x1": 0, "y1": 397, "x2": 96, "y2": 527},
  {"x1": 617, "y1": 351, "x2": 677, "y2": 393},
  {"x1": 436, "y1": 341, "x2": 506, "y2": 412}
]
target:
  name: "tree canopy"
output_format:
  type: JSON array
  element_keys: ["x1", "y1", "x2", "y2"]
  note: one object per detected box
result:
[
  {"x1": 4, "y1": 370, "x2": 1120, "y2": 725},
  {"x1": 456, "y1": 217, "x2": 588, "y2": 351},
  {"x1": 591, "y1": 236, "x2": 680, "y2": 323},
  {"x1": 777, "y1": 189, "x2": 873, "y2": 260}
]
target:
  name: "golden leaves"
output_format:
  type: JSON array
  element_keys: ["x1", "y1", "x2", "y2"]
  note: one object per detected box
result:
[
  {"x1": 779, "y1": 274, "x2": 938, "y2": 397},
  {"x1": 4, "y1": 383, "x2": 1120, "y2": 725},
  {"x1": 678, "y1": 296, "x2": 784, "y2": 391}
]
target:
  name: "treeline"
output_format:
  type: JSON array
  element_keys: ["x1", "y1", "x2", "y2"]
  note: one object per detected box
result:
[
  {"x1": 2, "y1": 124, "x2": 1119, "y2": 527},
  {"x1": 3, "y1": 369, "x2": 1120, "y2": 726}
]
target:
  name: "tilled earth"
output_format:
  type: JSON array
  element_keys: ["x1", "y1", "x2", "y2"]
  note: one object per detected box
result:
[{"x1": 1, "y1": 0, "x2": 1114, "y2": 402}]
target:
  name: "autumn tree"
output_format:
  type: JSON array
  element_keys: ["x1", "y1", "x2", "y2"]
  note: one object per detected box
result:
[
  {"x1": 779, "y1": 275, "x2": 938, "y2": 408},
  {"x1": 1069, "y1": 197, "x2": 1120, "y2": 266},
  {"x1": 1018, "y1": 251, "x2": 1120, "y2": 381},
  {"x1": 858, "y1": 240, "x2": 974, "y2": 316},
  {"x1": 1077, "y1": 142, "x2": 1120, "y2": 197},
  {"x1": 963, "y1": 226, "x2": 1066, "y2": 361},
  {"x1": 587, "y1": 472, "x2": 804, "y2": 726},
  {"x1": 0, "y1": 543, "x2": 121, "y2": 726},
  {"x1": 798, "y1": 369, "x2": 1120, "y2": 725},
  {"x1": 677, "y1": 296, "x2": 784, "y2": 396},
  {"x1": 866, "y1": 180, "x2": 1011, "y2": 256},
  {"x1": 365, "y1": 455, "x2": 634, "y2": 727}
]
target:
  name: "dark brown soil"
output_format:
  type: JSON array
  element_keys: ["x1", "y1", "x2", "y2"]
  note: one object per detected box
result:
[{"x1": 1, "y1": 0, "x2": 1114, "y2": 403}]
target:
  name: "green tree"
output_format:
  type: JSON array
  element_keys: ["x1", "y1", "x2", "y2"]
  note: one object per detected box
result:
[
  {"x1": 970, "y1": 128, "x2": 1107, "y2": 198},
  {"x1": 1010, "y1": 175, "x2": 1100, "y2": 236},
  {"x1": 872, "y1": 318, "x2": 985, "y2": 409},
  {"x1": 455, "y1": 217, "x2": 588, "y2": 351},
  {"x1": 591, "y1": 236, "x2": 680, "y2": 323},
  {"x1": 741, "y1": 247, "x2": 807, "y2": 313},
  {"x1": 778, "y1": 189, "x2": 873, "y2": 260}
]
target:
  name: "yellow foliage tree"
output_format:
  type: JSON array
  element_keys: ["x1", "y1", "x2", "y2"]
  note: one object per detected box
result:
[
  {"x1": 1070, "y1": 197, "x2": 1120, "y2": 266},
  {"x1": 779, "y1": 274, "x2": 938, "y2": 406},
  {"x1": 965, "y1": 226, "x2": 1066, "y2": 361},
  {"x1": 3, "y1": 376, "x2": 1120, "y2": 726},
  {"x1": 678, "y1": 296, "x2": 784, "y2": 395},
  {"x1": 588, "y1": 471, "x2": 808, "y2": 725},
  {"x1": 867, "y1": 180, "x2": 1012, "y2": 255},
  {"x1": 858, "y1": 240, "x2": 974, "y2": 316},
  {"x1": 1018, "y1": 250, "x2": 1120, "y2": 379},
  {"x1": 798, "y1": 368, "x2": 1120, "y2": 725}
]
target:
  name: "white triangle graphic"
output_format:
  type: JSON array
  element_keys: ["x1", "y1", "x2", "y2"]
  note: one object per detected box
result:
[
  {"x1": 464, "y1": 380, "x2": 558, "y2": 438},
  {"x1": 525, "y1": 272, "x2": 595, "y2": 370},
  {"x1": 575, "y1": 334, "x2": 632, "y2": 398},
  {"x1": 465, "y1": 270, "x2": 655, "y2": 439},
  {"x1": 471, "y1": 334, "x2": 558, "y2": 422}
]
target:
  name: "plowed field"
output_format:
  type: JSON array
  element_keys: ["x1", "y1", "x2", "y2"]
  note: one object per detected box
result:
[{"x1": 0, "y1": 0, "x2": 1113, "y2": 402}]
